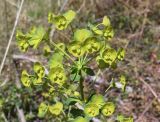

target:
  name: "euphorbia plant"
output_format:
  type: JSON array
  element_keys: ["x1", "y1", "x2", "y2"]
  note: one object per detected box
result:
[{"x1": 17, "y1": 10, "x2": 133, "y2": 122}]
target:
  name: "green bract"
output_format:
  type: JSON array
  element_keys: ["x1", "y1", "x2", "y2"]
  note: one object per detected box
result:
[
  {"x1": 103, "y1": 26, "x2": 114, "y2": 40},
  {"x1": 48, "y1": 67, "x2": 66, "y2": 86},
  {"x1": 17, "y1": 39, "x2": 29, "y2": 52},
  {"x1": 84, "y1": 103, "x2": 99, "y2": 117},
  {"x1": 117, "y1": 48, "x2": 125, "y2": 61},
  {"x1": 74, "y1": 29, "x2": 93, "y2": 42},
  {"x1": 49, "y1": 52, "x2": 64, "y2": 68},
  {"x1": 72, "y1": 116, "x2": 89, "y2": 122},
  {"x1": 43, "y1": 44, "x2": 51, "y2": 56},
  {"x1": 27, "y1": 26, "x2": 45, "y2": 49},
  {"x1": 91, "y1": 94, "x2": 105, "y2": 109},
  {"x1": 101, "y1": 102, "x2": 115, "y2": 116},
  {"x1": 33, "y1": 62, "x2": 45, "y2": 78},
  {"x1": 16, "y1": 30, "x2": 29, "y2": 52},
  {"x1": 119, "y1": 75, "x2": 126, "y2": 92},
  {"x1": 91, "y1": 16, "x2": 114, "y2": 40},
  {"x1": 117, "y1": 115, "x2": 133, "y2": 122},
  {"x1": 38, "y1": 102, "x2": 48, "y2": 118},
  {"x1": 102, "y1": 48, "x2": 117, "y2": 65},
  {"x1": 48, "y1": 10, "x2": 76, "y2": 30},
  {"x1": 102, "y1": 16, "x2": 111, "y2": 26},
  {"x1": 68, "y1": 41, "x2": 84, "y2": 57},
  {"x1": 49, "y1": 102, "x2": 63, "y2": 115},
  {"x1": 32, "y1": 77, "x2": 43, "y2": 85},
  {"x1": 21, "y1": 70, "x2": 30, "y2": 87},
  {"x1": 83, "y1": 37, "x2": 101, "y2": 53}
]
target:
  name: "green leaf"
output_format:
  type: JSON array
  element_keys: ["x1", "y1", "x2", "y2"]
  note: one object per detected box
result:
[
  {"x1": 101, "y1": 102, "x2": 115, "y2": 117},
  {"x1": 65, "y1": 97, "x2": 82, "y2": 105},
  {"x1": 70, "y1": 73, "x2": 81, "y2": 81},
  {"x1": 102, "y1": 16, "x2": 111, "y2": 26},
  {"x1": 49, "y1": 102, "x2": 63, "y2": 116},
  {"x1": 38, "y1": 102, "x2": 48, "y2": 118},
  {"x1": 74, "y1": 29, "x2": 93, "y2": 42},
  {"x1": 63, "y1": 10, "x2": 76, "y2": 24},
  {"x1": 27, "y1": 26, "x2": 45, "y2": 48},
  {"x1": 83, "y1": 67, "x2": 95, "y2": 76},
  {"x1": 21, "y1": 70, "x2": 31, "y2": 87}
]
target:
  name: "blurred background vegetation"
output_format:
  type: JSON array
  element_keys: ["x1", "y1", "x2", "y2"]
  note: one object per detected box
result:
[{"x1": 0, "y1": 0, "x2": 160, "y2": 121}]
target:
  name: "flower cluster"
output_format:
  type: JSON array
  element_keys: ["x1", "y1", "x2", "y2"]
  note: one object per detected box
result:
[
  {"x1": 21, "y1": 62, "x2": 45, "y2": 87},
  {"x1": 84, "y1": 94, "x2": 115, "y2": 117},
  {"x1": 17, "y1": 10, "x2": 133, "y2": 122}
]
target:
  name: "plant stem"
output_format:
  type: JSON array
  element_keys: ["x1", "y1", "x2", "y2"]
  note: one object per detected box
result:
[
  {"x1": 79, "y1": 71, "x2": 84, "y2": 101},
  {"x1": 50, "y1": 40, "x2": 76, "y2": 65}
]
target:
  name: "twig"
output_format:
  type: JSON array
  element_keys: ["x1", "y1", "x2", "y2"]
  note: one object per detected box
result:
[
  {"x1": 0, "y1": 78, "x2": 8, "y2": 87},
  {"x1": 0, "y1": 0, "x2": 25, "y2": 75},
  {"x1": 76, "y1": 0, "x2": 86, "y2": 13},
  {"x1": 59, "y1": 0, "x2": 68, "y2": 12},
  {"x1": 135, "y1": 98, "x2": 155, "y2": 122},
  {"x1": 6, "y1": 0, "x2": 18, "y2": 8},
  {"x1": 13, "y1": 54, "x2": 49, "y2": 74},
  {"x1": 139, "y1": 77, "x2": 160, "y2": 103},
  {"x1": 13, "y1": 54, "x2": 38, "y2": 62}
]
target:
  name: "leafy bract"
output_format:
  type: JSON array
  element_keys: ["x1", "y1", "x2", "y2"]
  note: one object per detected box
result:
[
  {"x1": 33, "y1": 62, "x2": 45, "y2": 78},
  {"x1": 117, "y1": 115, "x2": 133, "y2": 122},
  {"x1": 101, "y1": 102, "x2": 115, "y2": 116},
  {"x1": 49, "y1": 102, "x2": 63, "y2": 115},
  {"x1": 38, "y1": 102, "x2": 48, "y2": 118},
  {"x1": 83, "y1": 37, "x2": 101, "y2": 53},
  {"x1": 27, "y1": 26, "x2": 45, "y2": 49},
  {"x1": 16, "y1": 30, "x2": 29, "y2": 52},
  {"x1": 49, "y1": 52, "x2": 64, "y2": 68},
  {"x1": 119, "y1": 75, "x2": 126, "y2": 92},
  {"x1": 32, "y1": 77, "x2": 43, "y2": 85},
  {"x1": 67, "y1": 41, "x2": 85, "y2": 57},
  {"x1": 84, "y1": 103, "x2": 99, "y2": 117},
  {"x1": 102, "y1": 48, "x2": 117, "y2": 65},
  {"x1": 72, "y1": 116, "x2": 89, "y2": 122},
  {"x1": 48, "y1": 10, "x2": 76, "y2": 30},
  {"x1": 103, "y1": 26, "x2": 114, "y2": 40},
  {"x1": 102, "y1": 16, "x2": 111, "y2": 26},
  {"x1": 48, "y1": 67, "x2": 66, "y2": 86},
  {"x1": 74, "y1": 29, "x2": 93, "y2": 42},
  {"x1": 117, "y1": 48, "x2": 125, "y2": 61},
  {"x1": 63, "y1": 10, "x2": 76, "y2": 24},
  {"x1": 91, "y1": 94, "x2": 105, "y2": 109},
  {"x1": 21, "y1": 70, "x2": 31, "y2": 87}
]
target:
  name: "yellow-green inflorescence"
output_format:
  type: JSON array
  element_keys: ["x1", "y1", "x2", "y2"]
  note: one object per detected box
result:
[
  {"x1": 84, "y1": 94, "x2": 115, "y2": 118},
  {"x1": 48, "y1": 66, "x2": 66, "y2": 87}
]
